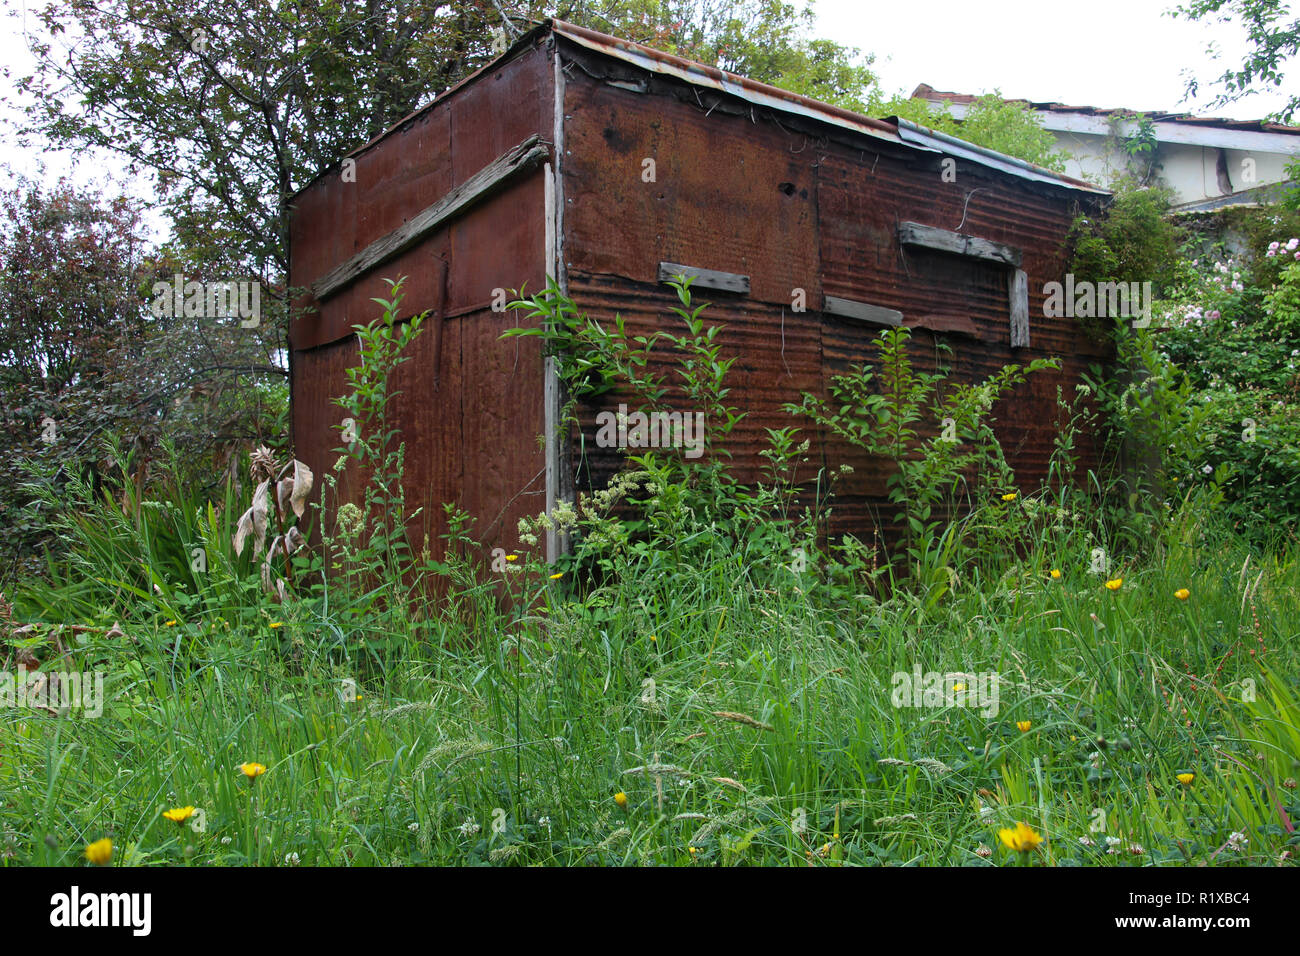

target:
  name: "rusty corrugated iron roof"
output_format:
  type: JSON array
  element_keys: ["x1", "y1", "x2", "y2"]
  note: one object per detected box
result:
[
  {"x1": 550, "y1": 21, "x2": 1106, "y2": 194},
  {"x1": 291, "y1": 21, "x2": 1109, "y2": 202}
]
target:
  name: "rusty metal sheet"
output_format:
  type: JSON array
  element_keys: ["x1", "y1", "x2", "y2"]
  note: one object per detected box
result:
[
  {"x1": 287, "y1": 24, "x2": 1113, "y2": 571},
  {"x1": 551, "y1": 22, "x2": 903, "y2": 152},
  {"x1": 550, "y1": 20, "x2": 1105, "y2": 195},
  {"x1": 564, "y1": 275, "x2": 823, "y2": 497},
  {"x1": 561, "y1": 76, "x2": 821, "y2": 307},
  {"x1": 814, "y1": 144, "x2": 1106, "y2": 540},
  {"x1": 891, "y1": 118, "x2": 1108, "y2": 193},
  {"x1": 291, "y1": 315, "x2": 465, "y2": 555},
  {"x1": 291, "y1": 303, "x2": 548, "y2": 562},
  {"x1": 289, "y1": 101, "x2": 452, "y2": 352},
  {"x1": 289, "y1": 45, "x2": 554, "y2": 564},
  {"x1": 559, "y1": 66, "x2": 1109, "y2": 549},
  {"x1": 290, "y1": 45, "x2": 552, "y2": 352}
]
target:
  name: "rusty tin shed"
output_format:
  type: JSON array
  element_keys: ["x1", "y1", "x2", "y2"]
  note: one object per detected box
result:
[{"x1": 288, "y1": 19, "x2": 1111, "y2": 564}]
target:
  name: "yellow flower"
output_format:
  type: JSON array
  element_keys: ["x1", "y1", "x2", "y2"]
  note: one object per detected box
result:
[
  {"x1": 549, "y1": 572, "x2": 564, "y2": 580},
  {"x1": 164, "y1": 620, "x2": 177, "y2": 627},
  {"x1": 505, "y1": 554, "x2": 518, "y2": 562},
  {"x1": 649, "y1": 635, "x2": 657, "y2": 642},
  {"x1": 1050, "y1": 569, "x2": 1061, "y2": 580},
  {"x1": 1174, "y1": 588, "x2": 1190, "y2": 601},
  {"x1": 1176, "y1": 772, "x2": 1195, "y2": 786},
  {"x1": 84, "y1": 838, "x2": 113, "y2": 866},
  {"x1": 162, "y1": 806, "x2": 196, "y2": 824},
  {"x1": 240, "y1": 762, "x2": 267, "y2": 781},
  {"x1": 614, "y1": 791, "x2": 628, "y2": 809},
  {"x1": 1105, "y1": 578, "x2": 1123, "y2": 591},
  {"x1": 953, "y1": 682, "x2": 966, "y2": 693},
  {"x1": 1001, "y1": 492, "x2": 1018, "y2": 502},
  {"x1": 1016, "y1": 720, "x2": 1032, "y2": 733},
  {"x1": 269, "y1": 622, "x2": 283, "y2": 629},
  {"x1": 998, "y1": 821, "x2": 1043, "y2": 853}
]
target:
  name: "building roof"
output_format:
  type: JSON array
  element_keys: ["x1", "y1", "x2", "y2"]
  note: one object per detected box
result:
[
  {"x1": 543, "y1": 22, "x2": 1105, "y2": 193},
  {"x1": 912, "y1": 84, "x2": 1300, "y2": 154},
  {"x1": 912, "y1": 84, "x2": 1300, "y2": 135},
  {"x1": 293, "y1": 22, "x2": 1109, "y2": 202}
]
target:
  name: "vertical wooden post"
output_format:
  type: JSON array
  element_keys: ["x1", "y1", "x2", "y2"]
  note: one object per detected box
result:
[{"x1": 1010, "y1": 268, "x2": 1029, "y2": 348}]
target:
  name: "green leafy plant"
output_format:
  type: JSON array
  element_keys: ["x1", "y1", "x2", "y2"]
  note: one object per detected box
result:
[
  {"x1": 326, "y1": 277, "x2": 427, "y2": 624},
  {"x1": 787, "y1": 326, "x2": 1057, "y2": 588},
  {"x1": 504, "y1": 276, "x2": 774, "y2": 573}
]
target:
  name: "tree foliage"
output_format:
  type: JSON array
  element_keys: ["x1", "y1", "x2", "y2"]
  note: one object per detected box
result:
[
  {"x1": 1067, "y1": 183, "x2": 1185, "y2": 296},
  {"x1": 885, "y1": 92, "x2": 1069, "y2": 173},
  {"x1": 9, "y1": 1, "x2": 513, "y2": 277},
  {"x1": 1172, "y1": 0, "x2": 1300, "y2": 123},
  {"x1": 0, "y1": 178, "x2": 285, "y2": 583},
  {"x1": 565, "y1": 1, "x2": 880, "y2": 110}
]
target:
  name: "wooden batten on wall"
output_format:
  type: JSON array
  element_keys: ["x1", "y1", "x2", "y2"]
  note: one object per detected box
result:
[
  {"x1": 823, "y1": 295, "x2": 903, "y2": 326},
  {"x1": 657, "y1": 262, "x2": 751, "y2": 294}
]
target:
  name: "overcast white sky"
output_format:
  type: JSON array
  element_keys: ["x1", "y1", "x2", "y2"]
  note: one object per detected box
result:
[
  {"x1": 0, "y1": 0, "x2": 1292, "y2": 200},
  {"x1": 817, "y1": 0, "x2": 1293, "y2": 116}
]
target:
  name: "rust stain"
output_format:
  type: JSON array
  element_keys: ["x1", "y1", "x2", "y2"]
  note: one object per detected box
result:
[{"x1": 288, "y1": 23, "x2": 1111, "y2": 576}]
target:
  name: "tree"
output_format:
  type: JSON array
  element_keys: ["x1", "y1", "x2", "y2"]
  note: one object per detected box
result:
[
  {"x1": 1172, "y1": 0, "x2": 1300, "y2": 123},
  {"x1": 884, "y1": 92, "x2": 1068, "y2": 173},
  {"x1": 0, "y1": 177, "x2": 284, "y2": 584},
  {"x1": 0, "y1": 178, "x2": 147, "y2": 580},
  {"x1": 562, "y1": 1, "x2": 879, "y2": 110},
  {"x1": 9, "y1": 1, "x2": 510, "y2": 279}
]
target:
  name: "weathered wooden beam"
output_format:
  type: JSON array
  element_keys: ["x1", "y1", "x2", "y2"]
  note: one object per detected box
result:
[
  {"x1": 898, "y1": 221, "x2": 1023, "y2": 269},
  {"x1": 823, "y1": 294, "x2": 902, "y2": 326},
  {"x1": 1010, "y1": 268, "x2": 1029, "y2": 348},
  {"x1": 657, "y1": 262, "x2": 750, "y2": 294},
  {"x1": 905, "y1": 313, "x2": 993, "y2": 341},
  {"x1": 311, "y1": 135, "x2": 550, "y2": 301}
]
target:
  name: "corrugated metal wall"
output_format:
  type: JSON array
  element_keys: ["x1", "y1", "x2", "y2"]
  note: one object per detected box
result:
[
  {"x1": 558, "y1": 48, "x2": 1108, "y2": 545},
  {"x1": 288, "y1": 44, "x2": 556, "y2": 561},
  {"x1": 288, "y1": 28, "x2": 1111, "y2": 573}
]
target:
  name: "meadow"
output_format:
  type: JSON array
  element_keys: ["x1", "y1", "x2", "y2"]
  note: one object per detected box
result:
[
  {"x1": 2, "y1": 281, "x2": 1297, "y2": 868},
  {"x1": 1, "y1": 483, "x2": 1296, "y2": 867}
]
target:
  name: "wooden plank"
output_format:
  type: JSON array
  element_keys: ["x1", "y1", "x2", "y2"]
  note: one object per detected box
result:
[
  {"x1": 657, "y1": 261, "x2": 750, "y2": 294},
  {"x1": 898, "y1": 221, "x2": 1023, "y2": 268},
  {"x1": 549, "y1": 53, "x2": 572, "y2": 560},
  {"x1": 312, "y1": 135, "x2": 550, "y2": 300},
  {"x1": 823, "y1": 294, "x2": 902, "y2": 327},
  {"x1": 904, "y1": 313, "x2": 993, "y2": 340},
  {"x1": 1010, "y1": 268, "x2": 1029, "y2": 348},
  {"x1": 544, "y1": 156, "x2": 561, "y2": 563}
]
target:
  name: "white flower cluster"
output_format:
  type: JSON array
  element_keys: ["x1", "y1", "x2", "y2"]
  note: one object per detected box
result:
[{"x1": 517, "y1": 470, "x2": 648, "y2": 551}]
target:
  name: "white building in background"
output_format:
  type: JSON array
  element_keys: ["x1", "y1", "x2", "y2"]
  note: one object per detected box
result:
[{"x1": 912, "y1": 84, "x2": 1300, "y2": 212}]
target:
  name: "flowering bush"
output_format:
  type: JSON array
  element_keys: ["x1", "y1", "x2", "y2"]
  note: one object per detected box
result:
[{"x1": 1146, "y1": 230, "x2": 1300, "y2": 539}]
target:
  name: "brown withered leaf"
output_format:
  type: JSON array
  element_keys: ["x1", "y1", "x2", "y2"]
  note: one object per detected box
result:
[
  {"x1": 261, "y1": 535, "x2": 282, "y2": 593},
  {"x1": 291, "y1": 460, "x2": 314, "y2": 517},
  {"x1": 234, "y1": 480, "x2": 271, "y2": 557},
  {"x1": 276, "y1": 477, "x2": 294, "y2": 516}
]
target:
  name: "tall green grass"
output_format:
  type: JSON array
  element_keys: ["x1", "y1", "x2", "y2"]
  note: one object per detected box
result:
[{"x1": 3, "y1": 487, "x2": 1296, "y2": 866}]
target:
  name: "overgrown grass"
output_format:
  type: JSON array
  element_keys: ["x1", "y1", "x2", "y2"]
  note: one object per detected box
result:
[
  {"x1": 3, "y1": 281, "x2": 1296, "y2": 868},
  {"x1": 3, "y1": 494, "x2": 1297, "y2": 867}
]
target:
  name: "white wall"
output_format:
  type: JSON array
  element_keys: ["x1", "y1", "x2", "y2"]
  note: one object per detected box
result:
[{"x1": 1051, "y1": 130, "x2": 1294, "y2": 204}]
